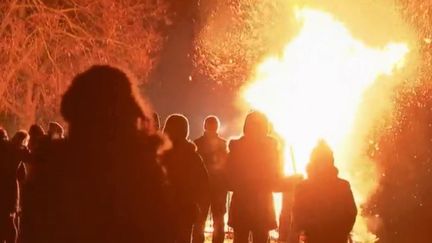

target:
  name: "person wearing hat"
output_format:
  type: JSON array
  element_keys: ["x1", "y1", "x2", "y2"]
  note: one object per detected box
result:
[{"x1": 292, "y1": 140, "x2": 357, "y2": 243}]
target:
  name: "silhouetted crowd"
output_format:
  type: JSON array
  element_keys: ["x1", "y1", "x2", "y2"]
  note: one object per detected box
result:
[{"x1": 0, "y1": 66, "x2": 357, "y2": 243}]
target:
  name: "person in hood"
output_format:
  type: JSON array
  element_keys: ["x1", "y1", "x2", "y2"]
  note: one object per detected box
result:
[
  {"x1": 227, "y1": 111, "x2": 283, "y2": 243},
  {"x1": 292, "y1": 140, "x2": 357, "y2": 243},
  {"x1": 20, "y1": 65, "x2": 170, "y2": 243},
  {"x1": 162, "y1": 114, "x2": 209, "y2": 243},
  {"x1": 193, "y1": 116, "x2": 228, "y2": 243}
]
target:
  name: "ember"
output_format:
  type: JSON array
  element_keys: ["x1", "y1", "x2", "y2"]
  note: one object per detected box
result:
[{"x1": 243, "y1": 8, "x2": 409, "y2": 242}]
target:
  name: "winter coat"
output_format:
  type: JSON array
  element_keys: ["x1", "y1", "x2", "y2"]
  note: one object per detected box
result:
[
  {"x1": 20, "y1": 132, "x2": 170, "y2": 243},
  {"x1": 293, "y1": 167, "x2": 357, "y2": 243},
  {"x1": 162, "y1": 140, "x2": 209, "y2": 224},
  {"x1": 194, "y1": 132, "x2": 227, "y2": 192},
  {"x1": 227, "y1": 135, "x2": 281, "y2": 230}
]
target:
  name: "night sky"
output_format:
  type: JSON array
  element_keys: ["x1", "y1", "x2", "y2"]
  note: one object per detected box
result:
[{"x1": 145, "y1": 0, "x2": 246, "y2": 139}]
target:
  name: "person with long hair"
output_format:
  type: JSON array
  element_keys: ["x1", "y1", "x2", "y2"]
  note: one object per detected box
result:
[{"x1": 20, "y1": 65, "x2": 170, "y2": 243}]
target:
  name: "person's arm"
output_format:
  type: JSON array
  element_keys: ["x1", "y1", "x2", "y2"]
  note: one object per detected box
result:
[
  {"x1": 278, "y1": 174, "x2": 304, "y2": 193},
  {"x1": 341, "y1": 181, "x2": 358, "y2": 234},
  {"x1": 193, "y1": 152, "x2": 209, "y2": 204},
  {"x1": 266, "y1": 138, "x2": 285, "y2": 191},
  {"x1": 225, "y1": 140, "x2": 238, "y2": 191},
  {"x1": 292, "y1": 184, "x2": 308, "y2": 238}
]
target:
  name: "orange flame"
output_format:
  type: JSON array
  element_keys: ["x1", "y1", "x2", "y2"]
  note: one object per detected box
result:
[{"x1": 243, "y1": 8, "x2": 409, "y2": 242}]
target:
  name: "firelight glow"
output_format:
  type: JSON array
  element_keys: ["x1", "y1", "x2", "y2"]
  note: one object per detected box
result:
[
  {"x1": 244, "y1": 8, "x2": 408, "y2": 175},
  {"x1": 243, "y1": 8, "x2": 409, "y2": 242}
]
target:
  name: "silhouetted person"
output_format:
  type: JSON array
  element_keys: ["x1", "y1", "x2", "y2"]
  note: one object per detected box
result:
[
  {"x1": 20, "y1": 65, "x2": 170, "y2": 243},
  {"x1": 0, "y1": 130, "x2": 30, "y2": 243},
  {"x1": 227, "y1": 112, "x2": 282, "y2": 243},
  {"x1": 28, "y1": 125, "x2": 46, "y2": 153},
  {"x1": 0, "y1": 128, "x2": 9, "y2": 159},
  {"x1": 9, "y1": 131, "x2": 31, "y2": 181},
  {"x1": 0, "y1": 128, "x2": 8, "y2": 142},
  {"x1": 47, "y1": 122, "x2": 64, "y2": 140},
  {"x1": 192, "y1": 116, "x2": 228, "y2": 243},
  {"x1": 0, "y1": 128, "x2": 15, "y2": 243},
  {"x1": 292, "y1": 140, "x2": 357, "y2": 243},
  {"x1": 162, "y1": 114, "x2": 209, "y2": 243}
]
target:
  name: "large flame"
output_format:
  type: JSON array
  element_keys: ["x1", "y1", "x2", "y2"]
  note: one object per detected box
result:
[{"x1": 243, "y1": 8, "x2": 409, "y2": 242}]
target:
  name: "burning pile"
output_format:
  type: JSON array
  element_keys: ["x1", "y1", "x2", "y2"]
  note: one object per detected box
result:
[{"x1": 243, "y1": 7, "x2": 410, "y2": 242}]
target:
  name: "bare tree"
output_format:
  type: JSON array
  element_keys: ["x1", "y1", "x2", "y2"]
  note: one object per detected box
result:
[{"x1": 0, "y1": 0, "x2": 168, "y2": 130}]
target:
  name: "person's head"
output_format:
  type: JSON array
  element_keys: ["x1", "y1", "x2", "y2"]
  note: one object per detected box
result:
[
  {"x1": 163, "y1": 114, "x2": 189, "y2": 143},
  {"x1": 48, "y1": 122, "x2": 65, "y2": 139},
  {"x1": 61, "y1": 65, "x2": 149, "y2": 136},
  {"x1": 306, "y1": 140, "x2": 338, "y2": 179},
  {"x1": 243, "y1": 111, "x2": 269, "y2": 138},
  {"x1": 11, "y1": 130, "x2": 29, "y2": 147},
  {"x1": 29, "y1": 124, "x2": 45, "y2": 139},
  {"x1": 0, "y1": 128, "x2": 9, "y2": 141},
  {"x1": 203, "y1": 115, "x2": 220, "y2": 134}
]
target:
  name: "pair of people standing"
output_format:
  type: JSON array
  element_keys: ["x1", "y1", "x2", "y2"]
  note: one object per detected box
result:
[
  {"x1": 184, "y1": 112, "x2": 284, "y2": 243},
  {"x1": 161, "y1": 114, "x2": 227, "y2": 243}
]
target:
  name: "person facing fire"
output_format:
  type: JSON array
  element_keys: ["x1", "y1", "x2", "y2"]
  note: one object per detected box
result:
[
  {"x1": 162, "y1": 114, "x2": 209, "y2": 243},
  {"x1": 0, "y1": 130, "x2": 30, "y2": 243},
  {"x1": 292, "y1": 140, "x2": 357, "y2": 243},
  {"x1": 28, "y1": 124, "x2": 46, "y2": 153},
  {"x1": 47, "y1": 122, "x2": 65, "y2": 140},
  {"x1": 0, "y1": 128, "x2": 9, "y2": 142},
  {"x1": 20, "y1": 65, "x2": 170, "y2": 243},
  {"x1": 192, "y1": 116, "x2": 228, "y2": 243},
  {"x1": 0, "y1": 128, "x2": 15, "y2": 243},
  {"x1": 227, "y1": 111, "x2": 282, "y2": 243}
]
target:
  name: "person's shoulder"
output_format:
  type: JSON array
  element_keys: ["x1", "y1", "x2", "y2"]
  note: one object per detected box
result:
[
  {"x1": 140, "y1": 132, "x2": 166, "y2": 149},
  {"x1": 296, "y1": 179, "x2": 311, "y2": 189},
  {"x1": 193, "y1": 135, "x2": 205, "y2": 144},
  {"x1": 0, "y1": 140, "x2": 9, "y2": 149},
  {"x1": 293, "y1": 180, "x2": 311, "y2": 200},
  {"x1": 228, "y1": 137, "x2": 242, "y2": 150},
  {"x1": 265, "y1": 136, "x2": 278, "y2": 145},
  {"x1": 217, "y1": 135, "x2": 227, "y2": 145},
  {"x1": 194, "y1": 135, "x2": 205, "y2": 146},
  {"x1": 48, "y1": 139, "x2": 69, "y2": 156},
  {"x1": 336, "y1": 178, "x2": 352, "y2": 189},
  {"x1": 183, "y1": 140, "x2": 198, "y2": 153}
]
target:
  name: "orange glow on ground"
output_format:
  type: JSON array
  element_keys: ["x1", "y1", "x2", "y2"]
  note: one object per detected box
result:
[{"x1": 243, "y1": 8, "x2": 409, "y2": 242}]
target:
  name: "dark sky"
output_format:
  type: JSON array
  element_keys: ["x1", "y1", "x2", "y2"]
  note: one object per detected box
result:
[{"x1": 145, "y1": 1, "x2": 245, "y2": 139}]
